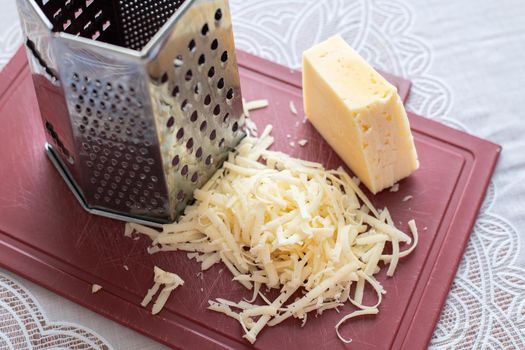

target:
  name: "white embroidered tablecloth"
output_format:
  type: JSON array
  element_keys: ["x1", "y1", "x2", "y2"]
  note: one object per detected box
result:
[{"x1": 1, "y1": 0, "x2": 524, "y2": 349}]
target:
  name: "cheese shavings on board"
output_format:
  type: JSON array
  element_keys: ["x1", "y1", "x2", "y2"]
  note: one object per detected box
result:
[
  {"x1": 289, "y1": 100, "x2": 298, "y2": 115},
  {"x1": 243, "y1": 98, "x2": 269, "y2": 118},
  {"x1": 141, "y1": 266, "x2": 185, "y2": 315},
  {"x1": 242, "y1": 99, "x2": 270, "y2": 136},
  {"x1": 91, "y1": 284, "x2": 102, "y2": 294},
  {"x1": 127, "y1": 125, "x2": 418, "y2": 343}
]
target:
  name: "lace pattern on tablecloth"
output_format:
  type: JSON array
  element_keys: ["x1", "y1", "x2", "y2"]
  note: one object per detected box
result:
[
  {"x1": 0, "y1": 271, "x2": 112, "y2": 350},
  {"x1": 0, "y1": 22, "x2": 21, "y2": 70}
]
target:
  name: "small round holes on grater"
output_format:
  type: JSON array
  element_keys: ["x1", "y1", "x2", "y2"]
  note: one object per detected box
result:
[
  {"x1": 176, "y1": 128, "x2": 185, "y2": 140},
  {"x1": 211, "y1": 39, "x2": 218, "y2": 50},
  {"x1": 198, "y1": 54, "x2": 205, "y2": 66},
  {"x1": 201, "y1": 23, "x2": 210, "y2": 36},
  {"x1": 191, "y1": 172, "x2": 199, "y2": 183},
  {"x1": 221, "y1": 51, "x2": 228, "y2": 64},
  {"x1": 190, "y1": 111, "x2": 198, "y2": 122},
  {"x1": 185, "y1": 70, "x2": 193, "y2": 82},
  {"x1": 167, "y1": 117, "x2": 175, "y2": 128},
  {"x1": 194, "y1": 83, "x2": 201, "y2": 97},
  {"x1": 174, "y1": 55, "x2": 184, "y2": 68},
  {"x1": 215, "y1": 9, "x2": 223, "y2": 21},
  {"x1": 208, "y1": 66, "x2": 215, "y2": 78},
  {"x1": 172, "y1": 155, "x2": 180, "y2": 167},
  {"x1": 217, "y1": 78, "x2": 225, "y2": 90},
  {"x1": 181, "y1": 99, "x2": 189, "y2": 111},
  {"x1": 188, "y1": 39, "x2": 196, "y2": 52},
  {"x1": 70, "y1": 73, "x2": 167, "y2": 214}
]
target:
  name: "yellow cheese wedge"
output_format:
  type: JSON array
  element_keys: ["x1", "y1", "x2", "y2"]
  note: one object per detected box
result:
[{"x1": 303, "y1": 35, "x2": 419, "y2": 194}]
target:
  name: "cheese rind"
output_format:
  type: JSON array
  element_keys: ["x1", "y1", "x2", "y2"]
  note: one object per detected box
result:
[{"x1": 303, "y1": 35, "x2": 419, "y2": 194}]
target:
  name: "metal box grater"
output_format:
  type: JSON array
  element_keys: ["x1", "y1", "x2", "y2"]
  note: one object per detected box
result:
[{"x1": 16, "y1": 0, "x2": 245, "y2": 226}]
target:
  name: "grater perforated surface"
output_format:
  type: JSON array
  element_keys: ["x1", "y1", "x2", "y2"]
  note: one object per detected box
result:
[
  {"x1": 38, "y1": 0, "x2": 119, "y2": 44},
  {"x1": 146, "y1": 1, "x2": 244, "y2": 216},
  {"x1": 70, "y1": 72, "x2": 168, "y2": 217},
  {"x1": 118, "y1": 0, "x2": 185, "y2": 50},
  {"x1": 17, "y1": 0, "x2": 245, "y2": 224}
]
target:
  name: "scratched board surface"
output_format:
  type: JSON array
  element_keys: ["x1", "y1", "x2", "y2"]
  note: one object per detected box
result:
[{"x1": 0, "y1": 48, "x2": 499, "y2": 350}]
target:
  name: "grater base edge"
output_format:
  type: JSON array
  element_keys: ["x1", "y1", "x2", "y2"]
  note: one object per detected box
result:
[{"x1": 45, "y1": 143, "x2": 167, "y2": 228}]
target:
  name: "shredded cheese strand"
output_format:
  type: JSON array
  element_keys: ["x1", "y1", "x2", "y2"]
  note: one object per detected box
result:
[
  {"x1": 335, "y1": 308, "x2": 379, "y2": 343},
  {"x1": 141, "y1": 266, "x2": 185, "y2": 315}
]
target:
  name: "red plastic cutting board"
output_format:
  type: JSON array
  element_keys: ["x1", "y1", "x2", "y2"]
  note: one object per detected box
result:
[{"x1": 0, "y1": 47, "x2": 500, "y2": 350}]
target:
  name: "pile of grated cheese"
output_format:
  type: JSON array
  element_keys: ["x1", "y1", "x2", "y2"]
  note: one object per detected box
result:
[{"x1": 127, "y1": 125, "x2": 418, "y2": 344}]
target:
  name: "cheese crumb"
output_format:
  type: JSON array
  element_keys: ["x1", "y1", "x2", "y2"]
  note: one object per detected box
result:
[
  {"x1": 242, "y1": 98, "x2": 250, "y2": 117},
  {"x1": 245, "y1": 118, "x2": 258, "y2": 137},
  {"x1": 123, "y1": 265, "x2": 129, "y2": 271},
  {"x1": 402, "y1": 195, "x2": 413, "y2": 202},
  {"x1": 389, "y1": 183, "x2": 399, "y2": 192},
  {"x1": 289, "y1": 141, "x2": 296, "y2": 147},
  {"x1": 141, "y1": 266, "x2": 184, "y2": 315},
  {"x1": 130, "y1": 126, "x2": 417, "y2": 343},
  {"x1": 298, "y1": 139, "x2": 308, "y2": 147},
  {"x1": 91, "y1": 284, "x2": 102, "y2": 294},
  {"x1": 289, "y1": 100, "x2": 298, "y2": 115},
  {"x1": 124, "y1": 224, "x2": 134, "y2": 237},
  {"x1": 245, "y1": 99, "x2": 269, "y2": 113}
]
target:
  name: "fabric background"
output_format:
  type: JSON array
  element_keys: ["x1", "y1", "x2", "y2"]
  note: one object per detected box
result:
[{"x1": 1, "y1": 0, "x2": 524, "y2": 348}]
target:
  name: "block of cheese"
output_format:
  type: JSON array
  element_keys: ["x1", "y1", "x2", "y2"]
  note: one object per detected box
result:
[{"x1": 303, "y1": 35, "x2": 419, "y2": 194}]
